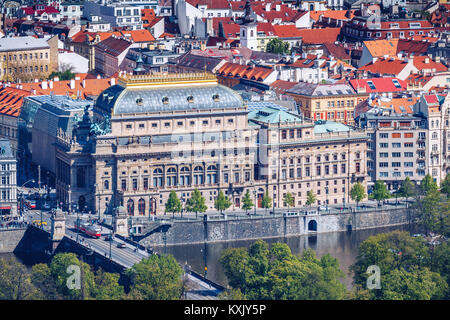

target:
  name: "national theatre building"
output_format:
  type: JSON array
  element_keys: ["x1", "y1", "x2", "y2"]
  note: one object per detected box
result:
[{"x1": 54, "y1": 72, "x2": 368, "y2": 216}]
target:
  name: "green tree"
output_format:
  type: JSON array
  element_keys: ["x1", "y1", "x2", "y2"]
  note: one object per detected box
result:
[
  {"x1": 350, "y1": 182, "x2": 366, "y2": 208},
  {"x1": 261, "y1": 191, "x2": 272, "y2": 214},
  {"x1": 48, "y1": 67, "x2": 75, "y2": 81},
  {"x1": 49, "y1": 253, "x2": 95, "y2": 300},
  {"x1": 90, "y1": 269, "x2": 125, "y2": 300},
  {"x1": 0, "y1": 257, "x2": 42, "y2": 300},
  {"x1": 283, "y1": 192, "x2": 294, "y2": 211},
  {"x1": 215, "y1": 190, "x2": 232, "y2": 214},
  {"x1": 413, "y1": 182, "x2": 441, "y2": 236},
  {"x1": 420, "y1": 174, "x2": 438, "y2": 196},
  {"x1": 266, "y1": 38, "x2": 290, "y2": 54},
  {"x1": 440, "y1": 173, "x2": 450, "y2": 199},
  {"x1": 351, "y1": 231, "x2": 430, "y2": 285},
  {"x1": 185, "y1": 188, "x2": 207, "y2": 219},
  {"x1": 306, "y1": 190, "x2": 316, "y2": 208},
  {"x1": 218, "y1": 288, "x2": 247, "y2": 300},
  {"x1": 165, "y1": 190, "x2": 182, "y2": 216},
  {"x1": 398, "y1": 176, "x2": 416, "y2": 203},
  {"x1": 31, "y1": 263, "x2": 63, "y2": 300},
  {"x1": 219, "y1": 240, "x2": 346, "y2": 300},
  {"x1": 127, "y1": 254, "x2": 183, "y2": 300},
  {"x1": 372, "y1": 180, "x2": 390, "y2": 205},
  {"x1": 242, "y1": 190, "x2": 254, "y2": 214}
]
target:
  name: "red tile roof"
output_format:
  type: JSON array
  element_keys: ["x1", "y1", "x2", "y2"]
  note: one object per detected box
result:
[
  {"x1": 295, "y1": 28, "x2": 342, "y2": 44},
  {"x1": 217, "y1": 62, "x2": 274, "y2": 81},
  {"x1": 270, "y1": 80, "x2": 298, "y2": 95},
  {"x1": 272, "y1": 25, "x2": 303, "y2": 38},
  {"x1": 359, "y1": 57, "x2": 409, "y2": 76},
  {"x1": 413, "y1": 56, "x2": 447, "y2": 73},
  {"x1": 0, "y1": 87, "x2": 31, "y2": 118},
  {"x1": 349, "y1": 77, "x2": 407, "y2": 93}
]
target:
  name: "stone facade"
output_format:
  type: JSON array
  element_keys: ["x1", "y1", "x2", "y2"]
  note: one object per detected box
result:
[{"x1": 139, "y1": 207, "x2": 411, "y2": 246}]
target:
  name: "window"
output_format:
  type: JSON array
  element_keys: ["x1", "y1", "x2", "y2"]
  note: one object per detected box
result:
[
  {"x1": 104, "y1": 180, "x2": 109, "y2": 190},
  {"x1": 341, "y1": 164, "x2": 346, "y2": 174},
  {"x1": 379, "y1": 133, "x2": 388, "y2": 138},
  {"x1": 391, "y1": 162, "x2": 401, "y2": 167},
  {"x1": 379, "y1": 162, "x2": 389, "y2": 167},
  {"x1": 121, "y1": 179, "x2": 127, "y2": 191},
  {"x1": 392, "y1": 133, "x2": 401, "y2": 138},
  {"x1": 392, "y1": 152, "x2": 401, "y2": 157},
  {"x1": 392, "y1": 143, "x2": 401, "y2": 148},
  {"x1": 404, "y1": 152, "x2": 413, "y2": 157}
]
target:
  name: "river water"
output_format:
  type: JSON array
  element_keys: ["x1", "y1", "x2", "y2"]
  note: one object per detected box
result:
[
  {"x1": 155, "y1": 224, "x2": 416, "y2": 290},
  {"x1": 1, "y1": 224, "x2": 416, "y2": 291}
]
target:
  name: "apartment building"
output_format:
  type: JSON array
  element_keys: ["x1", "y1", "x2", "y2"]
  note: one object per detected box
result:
[
  {"x1": 286, "y1": 82, "x2": 369, "y2": 126},
  {"x1": 0, "y1": 139, "x2": 17, "y2": 216},
  {"x1": 358, "y1": 110, "x2": 427, "y2": 190},
  {"x1": 0, "y1": 35, "x2": 58, "y2": 82}
]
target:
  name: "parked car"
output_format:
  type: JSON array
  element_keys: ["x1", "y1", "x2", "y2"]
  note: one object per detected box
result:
[
  {"x1": 43, "y1": 203, "x2": 51, "y2": 210},
  {"x1": 318, "y1": 205, "x2": 327, "y2": 211},
  {"x1": 117, "y1": 243, "x2": 126, "y2": 249},
  {"x1": 104, "y1": 234, "x2": 113, "y2": 241}
]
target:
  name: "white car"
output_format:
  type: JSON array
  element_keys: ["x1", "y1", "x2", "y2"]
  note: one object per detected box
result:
[{"x1": 318, "y1": 205, "x2": 327, "y2": 211}]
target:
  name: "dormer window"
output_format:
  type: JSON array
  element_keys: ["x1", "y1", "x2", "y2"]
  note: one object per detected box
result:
[
  {"x1": 187, "y1": 95, "x2": 194, "y2": 103},
  {"x1": 162, "y1": 96, "x2": 169, "y2": 104},
  {"x1": 212, "y1": 94, "x2": 220, "y2": 102},
  {"x1": 136, "y1": 97, "x2": 143, "y2": 105}
]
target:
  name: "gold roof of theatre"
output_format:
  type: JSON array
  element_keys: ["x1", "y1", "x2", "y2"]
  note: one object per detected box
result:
[{"x1": 117, "y1": 72, "x2": 218, "y2": 88}]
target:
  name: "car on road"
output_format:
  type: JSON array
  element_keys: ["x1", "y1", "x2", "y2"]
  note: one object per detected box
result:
[
  {"x1": 318, "y1": 205, "x2": 327, "y2": 211},
  {"x1": 43, "y1": 203, "x2": 51, "y2": 210},
  {"x1": 117, "y1": 243, "x2": 127, "y2": 249},
  {"x1": 104, "y1": 234, "x2": 113, "y2": 241}
]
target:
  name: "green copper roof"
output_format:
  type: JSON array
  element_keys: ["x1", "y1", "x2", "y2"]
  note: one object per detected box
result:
[
  {"x1": 313, "y1": 120, "x2": 351, "y2": 134},
  {"x1": 248, "y1": 106, "x2": 302, "y2": 124}
]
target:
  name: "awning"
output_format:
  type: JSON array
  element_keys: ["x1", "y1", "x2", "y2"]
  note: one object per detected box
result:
[{"x1": 0, "y1": 206, "x2": 11, "y2": 210}]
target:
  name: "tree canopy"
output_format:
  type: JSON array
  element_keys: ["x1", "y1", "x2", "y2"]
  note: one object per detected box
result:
[
  {"x1": 215, "y1": 190, "x2": 232, "y2": 214},
  {"x1": 266, "y1": 38, "x2": 290, "y2": 54},
  {"x1": 306, "y1": 190, "x2": 316, "y2": 207},
  {"x1": 219, "y1": 240, "x2": 346, "y2": 300},
  {"x1": 242, "y1": 190, "x2": 254, "y2": 214},
  {"x1": 351, "y1": 231, "x2": 448, "y2": 300},
  {"x1": 350, "y1": 182, "x2": 366, "y2": 207},
  {"x1": 127, "y1": 254, "x2": 183, "y2": 300},
  {"x1": 372, "y1": 180, "x2": 390, "y2": 204},
  {"x1": 185, "y1": 188, "x2": 207, "y2": 218},
  {"x1": 165, "y1": 190, "x2": 182, "y2": 215}
]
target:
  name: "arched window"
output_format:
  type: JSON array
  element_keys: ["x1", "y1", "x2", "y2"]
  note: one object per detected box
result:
[
  {"x1": 193, "y1": 166, "x2": 204, "y2": 185},
  {"x1": 166, "y1": 167, "x2": 177, "y2": 186},
  {"x1": 104, "y1": 180, "x2": 109, "y2": 190},
  {"x1": 206, "y1": 165, "x2": 217, "y2": 184},
  {"x1": 127, "y1": 199, "x2": 134, "y2": 216},
  {"x1": 153, "y1": 168, "x2": 163, "y2": 187},
  {"x1": 180, "y1": 167, "x2": 190, "y2": 186},
  {"x1": 138, "y1": 198, "x2": 145, "y2": 216}
]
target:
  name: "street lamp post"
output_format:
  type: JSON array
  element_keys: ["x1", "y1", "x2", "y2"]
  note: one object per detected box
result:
[
  {"x1": 18, "y1": 179, "x2": 35, "y2": 217},
  {"x1": 272, "y1": 191, "x2": 275, "y2": 215},
  {"x1": 253, "y1": 188, "x2": 257, "y2": 216},
  {"x1": 325, "y1": 186, "x2": 329, "y2": 212}
]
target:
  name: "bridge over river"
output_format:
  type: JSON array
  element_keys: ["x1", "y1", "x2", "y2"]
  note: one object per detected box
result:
[{"x1": 20, "y1": 210, "x2": 223, "y2": 300}]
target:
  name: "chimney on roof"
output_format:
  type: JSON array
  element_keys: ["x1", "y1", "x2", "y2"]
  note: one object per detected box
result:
[
  {"x1": 397, "y1": 52, "x2": 403, "y2": 59},
  {"x1": 266, "y1": 3, "x2": 271, "y2": 11},
  {"x1": 97, "y1": 74, "x2": 101, "y2": 79},
  {"x1": 32, "y1": 89, "x2": 36, "y2": 95},
  {"x1": 53, "y1": 77, "x2": 59, "y2": 82},
  {"x1": 276, "y1": 4, "x2": 280, "y2": 12},
  {"x1": 70, "y1": 79, "x2": 75, "y2": 90},
  {"x1": 110, "y1": 78, "x2": 116, "y2": 86},
  {"x1": 34, "y1": 79, "x2": 39, "y2": 83},
  {"x1": 75, "y1": 76, "x2": 80, "y2": 80},
  {"x1": 425, "y1": 57, "x2": 430, "y2": 64},
  {"x1": 49, "y1": 80, "x2": 53, "y2": 89},
  {"x1": 82, "y1": 79, "x2": 86, "y2": 88},
  {"x1": 41, "y1": 80, "x2": 48, "y2": 90}
]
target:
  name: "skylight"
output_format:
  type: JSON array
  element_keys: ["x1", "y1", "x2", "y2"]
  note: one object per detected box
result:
[
  {"x1": 392, "y1": 79, "x2": 402, "y2": 89},
  {"x1": 367, "y1": 81, "x2": 376, "y2": 90}
]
